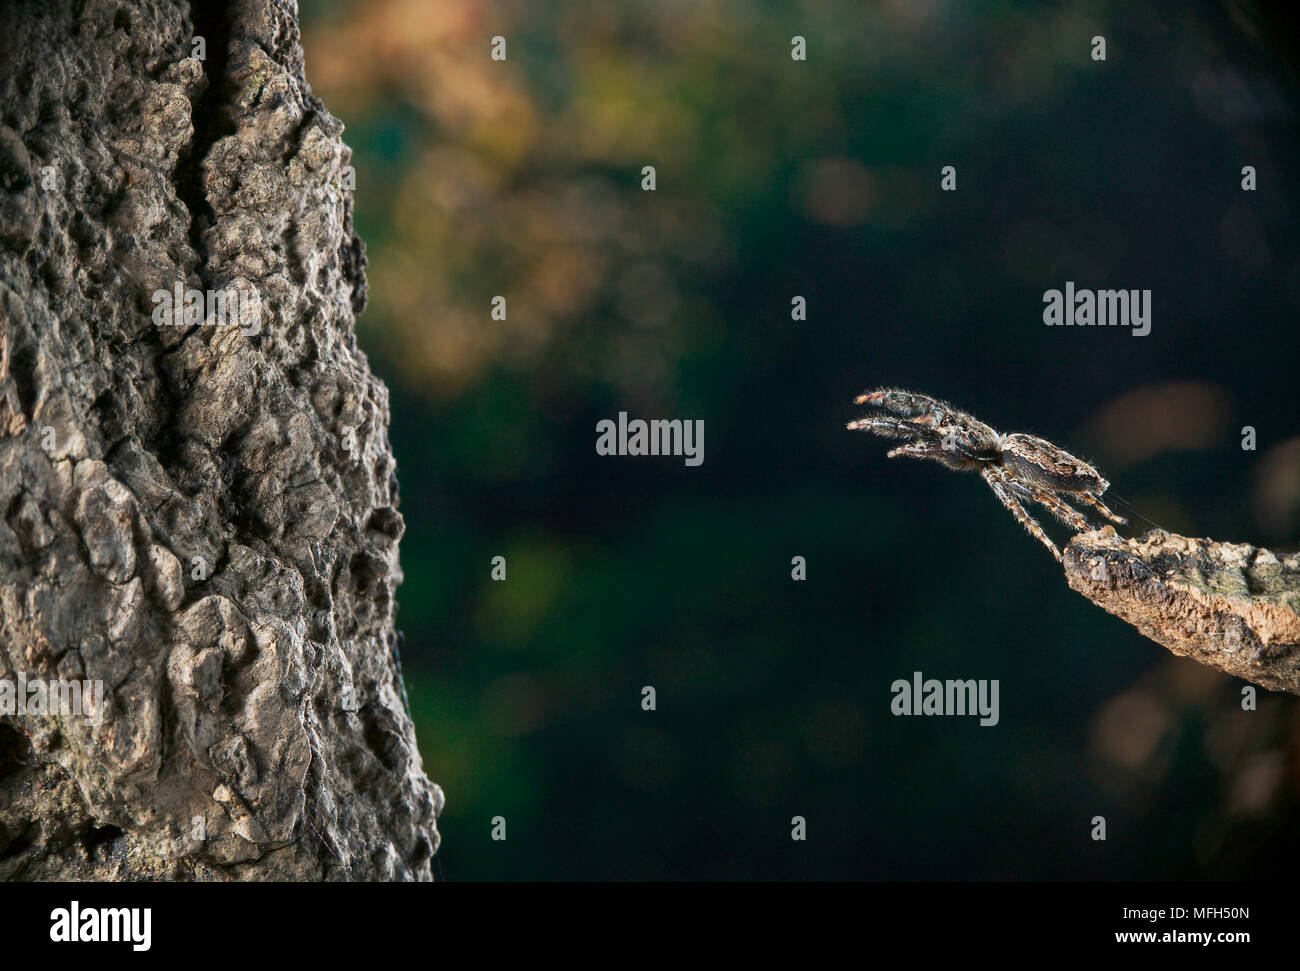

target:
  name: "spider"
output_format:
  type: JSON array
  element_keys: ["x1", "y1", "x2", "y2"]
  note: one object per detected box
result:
[{"x1": 846, "y1": 388, "x2": 1125, "y2": 561}]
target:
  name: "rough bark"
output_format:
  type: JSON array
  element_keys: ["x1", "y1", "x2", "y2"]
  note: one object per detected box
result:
[
  {"x1": 0, "y1": 0, "x2": 442, "y2": 879},
  {"x1": 1065, "y1": 527, "x2": 1300, "y2": 696}
]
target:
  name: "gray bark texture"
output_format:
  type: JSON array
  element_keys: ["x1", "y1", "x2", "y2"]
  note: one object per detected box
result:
[
  {"x1": 1065, "y1": 527, "x2": 1300, "y2": 696},
  {"x1": 0, "y1": 0, "x2": 443, "y2": 879}
]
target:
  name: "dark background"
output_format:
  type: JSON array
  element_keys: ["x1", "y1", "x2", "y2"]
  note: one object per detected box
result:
[{"x1": 301, "y1": 0, "x2": 1300, "y2": 879}]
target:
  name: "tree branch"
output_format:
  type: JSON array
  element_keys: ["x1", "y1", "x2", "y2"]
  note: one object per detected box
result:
[{"x1": 1064, "y1": 527, "x2": 1300, "y2": 695}]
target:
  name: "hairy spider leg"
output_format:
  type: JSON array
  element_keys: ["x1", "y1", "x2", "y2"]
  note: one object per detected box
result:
[
  {"x1": 883, "y1": 438, "x2": 991, "y2": 473},
  {"x1": 853, "y1": 389, "x2": 950, "y2": 418},
  {"x1": 1079, "y1": 492, "x2": 1127, "y2": 525},
  {"x1": 883, "y1": 440, "x2": 947, "y2": 460},
  {"x1": 845, "y1": 415, "x2": 940, "y2": 439},
  {"x1": 981, "y1": 466, "x2": 1062, "y2": 561},
  {"x1": 1027, "y1": 487, "x2": 1092, "y2": 533},
  {"x1": 1002, "y1": 477, "x2": 1091, "y2": 532}
]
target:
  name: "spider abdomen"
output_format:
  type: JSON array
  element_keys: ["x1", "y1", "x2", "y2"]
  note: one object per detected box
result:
[{"x1": 1000, "y1": 433, "x2": 1106, "y2": 494}]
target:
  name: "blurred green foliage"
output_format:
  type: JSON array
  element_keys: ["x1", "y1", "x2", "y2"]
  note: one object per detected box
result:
[{"x1": 303, "y1": 0, "x2": 1300, "y2": 879}]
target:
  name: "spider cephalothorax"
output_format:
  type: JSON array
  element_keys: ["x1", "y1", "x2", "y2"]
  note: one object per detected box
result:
[{"x1": 847, "y1": 388, "x2": 1125, "y2": 560}]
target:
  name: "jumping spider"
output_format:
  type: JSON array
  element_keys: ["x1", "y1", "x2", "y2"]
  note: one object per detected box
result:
[{"x1": 846, "y1": 388, "x2": 1125, "y2": 561}]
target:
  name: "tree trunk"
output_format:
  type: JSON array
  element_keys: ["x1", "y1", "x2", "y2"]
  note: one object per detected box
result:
[{"x1": 0, "y1": 0, "x2": 442, "y2": 879}]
